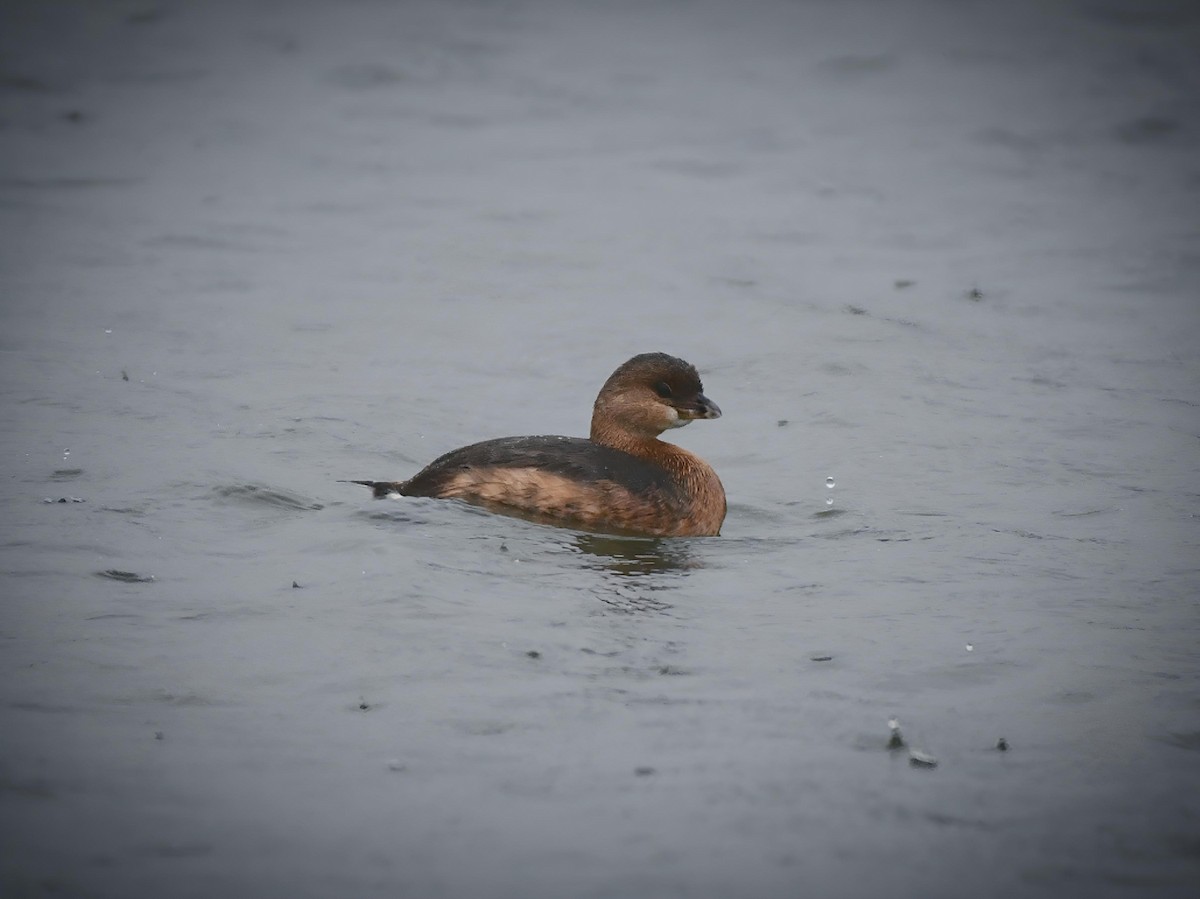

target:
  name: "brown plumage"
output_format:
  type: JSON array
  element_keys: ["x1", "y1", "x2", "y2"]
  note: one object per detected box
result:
[{"x1": 348, "y1": 353, "x2": 726, "y2": 537}]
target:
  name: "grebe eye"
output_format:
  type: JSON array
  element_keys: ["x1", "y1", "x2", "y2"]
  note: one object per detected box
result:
[{"x1": 653, "y1": 381, "x2": 673, "y2": 399}]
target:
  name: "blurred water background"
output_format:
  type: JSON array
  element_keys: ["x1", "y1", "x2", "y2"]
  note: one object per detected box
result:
[{"x1": 1, "y1": 1, "x2": 1198, "y2": 896}]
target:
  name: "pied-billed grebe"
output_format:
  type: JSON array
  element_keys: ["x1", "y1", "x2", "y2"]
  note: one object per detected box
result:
[{"x1": 349, "y1": 353, "x2": 726, "y2": 537}]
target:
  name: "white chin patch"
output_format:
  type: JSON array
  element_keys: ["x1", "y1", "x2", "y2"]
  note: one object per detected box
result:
[{"x1": 664, "y1": 408, "x2": 691, "y2": 429}]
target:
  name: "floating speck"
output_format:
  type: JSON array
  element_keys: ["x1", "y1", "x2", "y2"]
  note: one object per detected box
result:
[
  {"x1": 634, "y1": 766, "x2": 656, "y2": 777},
  {"x1": 996, "y1": 737, "x2": 1009, "y2": 751},
  {"x1": 386, "y1": 759, "x2": 406, "y2": 772},
  {"x1": 525, "y1": 650, "x2": 541, "y2": 659},
  {"x1": 909, "y1": 749, "x2": 938, "y2": 768},
  {"x1": 292, "y1": 580, "x2": 302, "y2": 589},
  {"x1": 97, "y1": 569, "x2": 154, "y2": 583}
]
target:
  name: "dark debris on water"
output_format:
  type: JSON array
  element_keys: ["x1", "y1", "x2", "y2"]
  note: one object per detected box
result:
[{"x1": 96, "y1": 569, "x2": 155, "y2": 583}]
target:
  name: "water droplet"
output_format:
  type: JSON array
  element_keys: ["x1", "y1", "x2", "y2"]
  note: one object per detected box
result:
[
  {"x1": 825, "y1": 477, "x2": 835, "y2": 489},
  {"x1": 825, "y1": 497, "x2": 833, "y2": 506},
  {"x1": 966, "y1": 643, "x2": 974, "y2": 652},
  {"x1": 104, "y1": 329, "x2": 112, "y2": 334}
]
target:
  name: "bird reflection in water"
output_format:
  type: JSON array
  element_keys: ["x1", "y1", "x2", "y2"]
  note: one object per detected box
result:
[
  {"x1": 570, "y1": 533, "x2": 699, "y2": 614},
  {"x1": 564, "y1": 530, "x2": 700, "y2": 614},
  {"x1": 573, "y1": 533, "x2": 697, "y2": 576}
]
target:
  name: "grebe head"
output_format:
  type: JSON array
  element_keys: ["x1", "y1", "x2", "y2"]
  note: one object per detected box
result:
[{"x1": 591, "y1": 353, "x2": 721, "y2": 441}]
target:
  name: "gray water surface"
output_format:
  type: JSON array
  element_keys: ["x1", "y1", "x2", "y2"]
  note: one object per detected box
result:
[{"x1": 2, "y1": 1, "x2": 1198, "y2": 897}]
